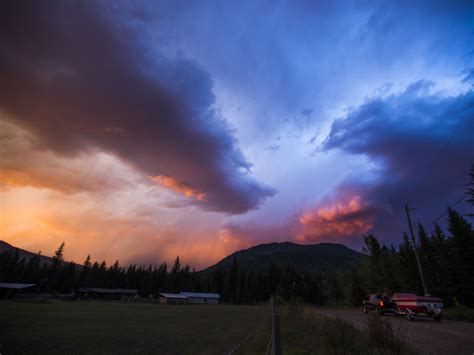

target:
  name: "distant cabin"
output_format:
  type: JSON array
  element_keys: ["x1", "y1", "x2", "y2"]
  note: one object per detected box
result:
[
  {"x1": 180, "y1": 292, "x2": 220, "y2": 304},
  {"x1": 77, "y1": 287, "x2": 138, "y2": 300},
  {"x1": 159, "y1": 293, "x2": 189, "y2": 305},
  {"x1": 0, "y1": 283, "x2": 36, "y2": 299}
]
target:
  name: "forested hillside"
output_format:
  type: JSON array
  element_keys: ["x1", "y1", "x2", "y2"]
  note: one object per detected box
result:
[{"x1": 202, "y1": 242, "x2": 362, "y2": 273}]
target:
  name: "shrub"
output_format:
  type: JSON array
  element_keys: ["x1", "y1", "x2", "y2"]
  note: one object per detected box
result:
[
  {"x1": 443, "y1": 304, "x2": 474, "y2": 323},
  {"x1": 367, "y1": 316, "x2": 406, "y2": 354}
]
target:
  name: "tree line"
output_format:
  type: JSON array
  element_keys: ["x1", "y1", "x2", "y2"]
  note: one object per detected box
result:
[
  {"x1": 1, "y1": 165, "x2": 473, "y2": 306},
  {"x1": 1, "y1": 206, "x2": 471, "y2": 305}
]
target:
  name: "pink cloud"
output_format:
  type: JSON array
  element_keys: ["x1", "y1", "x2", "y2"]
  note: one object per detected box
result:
[{"x1": 296, "y1": 194, "x2": 378, "y2": 243}]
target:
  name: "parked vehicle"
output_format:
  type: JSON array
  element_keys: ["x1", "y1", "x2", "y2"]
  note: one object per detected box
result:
[
  {"x1": 391, "y1": 293, "x2": 443, "y2": 321},
  {"x1": 363, "y1": 294, "x2": 396, "y2": 315}
]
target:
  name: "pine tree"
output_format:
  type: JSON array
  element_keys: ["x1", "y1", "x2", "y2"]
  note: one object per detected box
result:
[
  {"x1": 170, "y1": 257, "x2": 181, "y2": 292},
  {"x1": 49, "y1": 242, "x2": 65, "y2": 292},
  {"x1": 228, "y1": 256, "x2": 239, "y2": 303},
  {"x1": 363, "y1": 234, "x2": 382, "y2": 291},
  {"x1": 417, "y1": 223, "x2": 436, "y2": 290},
  {"x1": 447, "y1": 208, "x2": 474, "y2": 304},
  {"x1": 349, "y1": 269, "x2": 365, "y2": 307},
  {"x1": 430, "y1": 224, "x2": 450, "y2": 291},
  {"x1": 52, "y1": 242, "x2": 65, "y2": 268},
  {"x1": 466, "y1": 163, "x2": 474, "y2": 214},
  {"x1": 328, "y1": 272, "x2": 343, "y2": 305},
  {"x1": 24, "y1": 252, "x2": 42, "y2": 283},
  {"x1": 398, "y1": 233, "x2": 423, "y2": 294},
  {"x1": 276, "y1": 265, "x2": 293, "y2": 301},
  {"x1": 63, "y1": 262, "x2": 76, "y2": 293}
]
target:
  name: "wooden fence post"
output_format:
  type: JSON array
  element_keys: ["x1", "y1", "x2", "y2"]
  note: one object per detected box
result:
[{"x1": 271, "y1": 295, "x2": 282, "y2": 355}]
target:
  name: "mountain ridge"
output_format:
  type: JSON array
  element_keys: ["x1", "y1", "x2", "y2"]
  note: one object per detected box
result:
[
  {"x1": 201, "y1": 241, "x2": 363, "y2": 273},
  {"x1": 1, "y1": 240, "x2": 363, "y2": 272},
  {"x1": 0, "y1": 240, "x2": 55, "y2": 266}
]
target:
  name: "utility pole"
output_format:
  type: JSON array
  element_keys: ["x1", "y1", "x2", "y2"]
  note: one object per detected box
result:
[{"x1": 404, "y1": 203, "x2": 430, "y2": 296}]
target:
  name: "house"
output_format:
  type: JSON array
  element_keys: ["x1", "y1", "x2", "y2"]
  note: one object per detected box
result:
[
  {"x1": 0, "y1": 282, "x2": 36, "y2": 299},
  {"x1": 159, "y1": 293, "x2": 189, "y2": 304},
  {"x1": 77, "y1": 287, "x2": 138, "y2": 300},
  {"x1": 180, "y1": 292, "x2": 220, "y2": 304}
]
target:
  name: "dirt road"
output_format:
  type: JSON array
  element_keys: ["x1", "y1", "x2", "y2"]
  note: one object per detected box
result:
[{"x1": 314, "y1": 308, "x2": 474, "y2": 354}]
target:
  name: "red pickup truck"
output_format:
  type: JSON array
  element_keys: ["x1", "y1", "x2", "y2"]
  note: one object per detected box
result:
[{"x1": 362, "y1": 294, "x2": 396, "y2": 315}]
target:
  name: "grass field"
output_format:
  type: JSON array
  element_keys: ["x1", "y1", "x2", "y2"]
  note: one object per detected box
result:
[
  {"x1": 0, "y1": 301, "x2": 413, "y2": 354},
  {"x1": 0, "y1": 301, "x2": 269, "y2": 354},
  {"x1": 243, "y1": 306, "x2": 414, "y2": 355}
]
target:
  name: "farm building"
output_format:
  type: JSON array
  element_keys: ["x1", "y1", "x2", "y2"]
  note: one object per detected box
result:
[
  {"x1": 180, "y1": 292, "x2": 220, "y2": 304},
  {"x1": 159, "y1": 293, "x2": 189, "y2": 304},
  {"x1": 77, "y1": 287, "x2": 138, "y2": 300},
  {"x1": 0, "y1": 282, "x2": 36, "y2": 299}
]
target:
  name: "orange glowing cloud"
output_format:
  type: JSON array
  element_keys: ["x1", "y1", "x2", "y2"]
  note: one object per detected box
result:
[
  {"x1": 218, "y1": 228, "x2": 252, "y2": 248},
  {"x1": 0, "y1": 184, "x2": 236, "y2": 270},
  {"x1": 297, "y1": 195, "x2": 376, "y2": 242},
  {"x1": 152, "y1": 175, "x2": 206, "y2": 201},
  {"x1": 0, "y1": 121, "x2": 135, "y2": 193}
]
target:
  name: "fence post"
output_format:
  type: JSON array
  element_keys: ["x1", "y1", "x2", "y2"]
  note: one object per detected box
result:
[{"x1": 271, "y1": 296, "x2": 282, "y2": 355}]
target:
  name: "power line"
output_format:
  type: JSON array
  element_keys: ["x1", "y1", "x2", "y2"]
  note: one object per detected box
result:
[
  {"x1": 407, "y1": 108, "x2": 472, "y2": 226},
  {"x1": 429, "y1": 193, "x2": 467, "y2": 226},
  {"x1": 417, "y1": 105, "x2": 473, "y2": 176}
]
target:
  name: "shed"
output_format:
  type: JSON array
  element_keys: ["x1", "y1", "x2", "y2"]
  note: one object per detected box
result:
[
  {"x1": 0, "y1": 282, "x2": 36, "y2": 298},
  {"x1": 159, "y1": 293, "x2": 189, "y2": 305},
  {"x1": 180, "y1": 292, "x2": 220, "y2": 304},
  {"x1": 77, "y1": 287, "x2": 138, "y2": 300}
]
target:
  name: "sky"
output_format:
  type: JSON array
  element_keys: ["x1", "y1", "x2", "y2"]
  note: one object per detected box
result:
[{"x1": 1, "y1": 0, "x2": 473, "y2": 269}]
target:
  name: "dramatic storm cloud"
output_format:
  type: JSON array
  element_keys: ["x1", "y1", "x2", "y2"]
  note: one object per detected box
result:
[
  {"x1": 322, "y1": 81, "x2": 474, "y2": 205},
  {"x1": 1, "y1": 0, "x2": 472, "y2": 267},
  {"x1": 318, "y1": 81, "x2": 474, "y2": 243},
  {"x1": 0, "y1": 1, "x2": 274, "y2": 214}
]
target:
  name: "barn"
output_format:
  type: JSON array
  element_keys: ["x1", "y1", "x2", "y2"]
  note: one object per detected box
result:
[
  {"x1": 77, "y1": 287, "x2": 138, "y2": 300},
  {"x1": 0, "y1": 283, "x2": 36, "y2": 299},
  {"x1": 180, "y1": 292, "x2": 220, "y2": 304},
  {"x1": 159, "y1": 293, "x2": 189, "y2": 304}
]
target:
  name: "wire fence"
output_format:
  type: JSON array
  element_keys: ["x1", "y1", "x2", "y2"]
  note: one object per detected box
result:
[{"x1": 227, "y1": 295, "x2": 282, "y2": 355}]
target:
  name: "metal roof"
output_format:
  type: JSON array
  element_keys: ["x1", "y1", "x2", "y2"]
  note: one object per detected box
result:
[
  {"x1": 0, "y1": 283, "x2": 36, "y2": 289},
  {"x1": 159, "y1": 293, "x2": 188, "y2": 299},
  {"x1": 78, "y1": 287, "x2": 138, "y2": 294},
  {"x1": 180, "y1": 292, "x2": 220, "y2": 299}
]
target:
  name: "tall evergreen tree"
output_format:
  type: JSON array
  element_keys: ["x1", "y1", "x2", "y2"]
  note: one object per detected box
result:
[
  {"x1": 447, "y1": 208, "x2": 474, "y2": 303},
  {"x1": 52, "y1": 242, "x2": 65, "y2": 267},
  {"x1": 349, "y1": 269, "x2": 365, "y2": 307},
  {"x1": 49, "y1": 242, "x2": 65, "y2": 291},
  {"x1": 228, "y1": 256, "x2": 239, "y2": 303},
  {"x1": 170, "y1": 257, "x2": 181, "y2": 292},
  {"x1": 466, "y1": 163, "x2": 474, "y2": 214},
  {"x1": 417, "y1": 223, "x2": 436, "y2": 290},
  {"x1": 363, "y1": 235, "x2": 382, "y2": 291},
  {"x1": 398, "y1": 233, "x2": 423, "y2": 294}
]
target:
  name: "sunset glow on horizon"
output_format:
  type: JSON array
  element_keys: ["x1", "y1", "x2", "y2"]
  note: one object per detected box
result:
[{"x1": 1, "y1": 1, "x2": 473, "y2": 269}]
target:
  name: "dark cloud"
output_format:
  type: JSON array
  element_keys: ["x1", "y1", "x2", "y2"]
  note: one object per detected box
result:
[
  {"x1": 321, "y1": 81, "x2": 474, "y2": 241},
  {"x1": 358, "y1": 0, "x2": 473, "y2": 68},
  {"x1": 301, "y1": 107, "x2": 314, "y2": 117},
  {"x1": 264, "y1": 144, "x2": 280, "y2": 151},
  {"x1": 0, "y1": 1, "x2": 274, "y2": 213},
  {"x1": 463, "y1": 68, "x2": 474, "y2": 84}
]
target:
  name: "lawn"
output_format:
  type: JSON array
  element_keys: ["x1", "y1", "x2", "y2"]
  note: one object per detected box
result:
[
  {"x1": 0, "y1": 301, "x2": 413, "y2": 354},
  {"x1": 0, "y1": 301, "x2": 269, "y2": 354}
]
